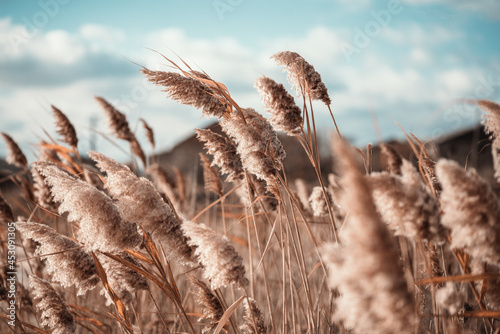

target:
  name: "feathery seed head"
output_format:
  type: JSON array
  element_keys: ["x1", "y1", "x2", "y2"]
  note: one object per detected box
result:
[
  {"x1": 94, "y1": 96, "x2": 133, "y2": 141},
  {"x1": 323, "y1": 140, "x2": 416, "y2": 334},
  {"x1": 309, "y1": 186, "x2": 334, "y2": 217},
  {"x1": 436, "y1": 159, "x2": 500, "y2": 266},
  {"x1": 182, "y1": 220, "x2": 248, "y2": 290},
  {"x1": 368, "y1": 162, "x2": 444, "y2": 243},
  {"x1": 29, "y1": 275, "x2": 77, "y2": 334},
  {"x1": 380, "y1": 143, "x2": 402, "y2": 175},
  {"x1": 52, "y1": 105, "x2": 78, "y2": 147},
  {"x1": 196, "y1": 128, "x2": 244, "y2": 182},
  {"x1": 255, "y1": 76, "x2": 303, "y2": 135},
  {"x1": 33, "y1": 161, "x2": 142, "y2": 252},
  {"x1": 1, "y1": 132, "x2": 28, "y2": 169},
  {"x1": 18, "y1": 222, "x2": 99, "y2": 295},
  {"x1": 220, "y1": 109, "x2": 284, "y2": 196},
  {"x1": 478, "y1": 100, "x2": 500, "y2": 182},
  {"x1": 89, "y1": 151, "x2": 194, "y2": 265},
  {"x1": 240, "y1": 297, "x2": 267, "y2": 334},
  {"x1": 141, "y1": 68, "x2": 228, "y2": 118},
  {"x1": 98, "y1": 252, "x2": 149, "y2": 305},
  {"x1": 188, "y1": 274, "x2": 224, "y2": 333},
  {"x1": 272, "y1": 51, "x2": 331, "y2": 105}
]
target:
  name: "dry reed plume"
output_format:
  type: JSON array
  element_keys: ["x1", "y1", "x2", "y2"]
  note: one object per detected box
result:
[
  {"x1": 17, "y1": 222, "x2": 99, "y2": 295},
  {"x1": 33, "y1": 161, "x2": 142, "y2": 252},
  {"x1": 29, "y1": 275, "x2": 76, "y2": 334},
  {"x1": 323, "y1": 141, "x2": 416, "y2": 334}
]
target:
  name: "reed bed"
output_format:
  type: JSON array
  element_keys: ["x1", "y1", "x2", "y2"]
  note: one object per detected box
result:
[{"x1": 1, "y1": 51, "x2": 500, "y2": 334}]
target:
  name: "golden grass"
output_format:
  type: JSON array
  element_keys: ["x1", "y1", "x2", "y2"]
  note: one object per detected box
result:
[{"x1": 1, "y1": 51, "x2": 500, "y2": 334}]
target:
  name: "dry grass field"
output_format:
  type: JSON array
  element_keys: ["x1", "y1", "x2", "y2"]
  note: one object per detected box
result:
[{"x1": 1, "y1": 51, "x2": 500, "y2": 333}]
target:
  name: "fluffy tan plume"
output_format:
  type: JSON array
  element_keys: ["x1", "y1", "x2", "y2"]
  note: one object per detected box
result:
[
  {"x1": 141, "y1": 68, "x2": 228, "y2": 118},
  {"x1": 89, "y1": 151, "x2": 194, "y2": 265},
  {"x1": 52, "y1": 105, "x2": 78, "y2": 147},
  {"x1": 272, "y1": 51, "x2": 331, "y2": 105},
  {"x1": 1, "y1": 132, "x2": 28, "y2": 169},
  {"x1": 94, "y1": 96, "x2": 146, "y2": 166},
  {"x1": 33, "y1": 161, "x2": 142, "y2": 253},
  {"x1": 29, "y1": 275, "x2": 76, "y2": 334},
  {"x1": 182, "y1": 220, "x2": 248, "y2": 290},
  {"x1": 220, "y1": 109, "x2": 285, "y2": 196},
  {"x1": 368, "y1": 160, "x2": 444, "y2": 243},
  {"x1": 255, "y1": 75, "x2": 303, "y2": 136},
  {"x1": 323, "y1": 141, "x2": 416, "y2": 334},
  {"x1": 196, "y1": 128, "x2": 244, "y2": 182},
  {"x1": 18, "y1": 222, "x2": 99, "y2": 295},
  {"x1": 436, "y1": 159, "x2": 500, "y2": 266},
  {"x1": 188, "y1": 274, "x2": 224, "y2": 334}
]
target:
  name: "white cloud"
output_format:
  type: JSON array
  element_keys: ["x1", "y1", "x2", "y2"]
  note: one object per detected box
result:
[
  {"x1": 382, "y1": 24, "x2": 460, "y2": 45},
  {"x1": 409, "y1": 48, "x2": 430, "y2": 65},
  {"x1": 0, "y1": 19, "x2": 494, "y2": 159},
  {"x1": 400, "y1": 0, "x2": 500, "y2": 19}
]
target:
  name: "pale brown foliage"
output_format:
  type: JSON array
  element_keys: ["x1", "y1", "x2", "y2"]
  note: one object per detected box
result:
[
  {"x1": 18, "y1": 222, "x2": 99, "y2": 295},
  {"x1": 255, "y1": 75, "x2": 303, "y2": 135},
  {"x1": 323, "y1": 141, "x2": 416, "y2": 334},
  {"x1": 182, "y1": 220, "x2": 248, "y2": 290},
  {"x1": 52, "y1": 105, "x2": 78, "y2": 147},
  {"x1": 33, "y1": 161, "x2": 142, "y2": 252},
  {"x1": 437, "y1": 159, "x2": 500, "y2": 266},
  {"x1": 1, "y1": 132, "x2": 27, "y2": 169},
  {"x1": 272, "y1": 51, "x2": 331, "y2": 105},
  {"x1": 29, "y1": 275, "x2": 76, "y2": 334},
  {"x1": 142, "y1": 68, "x2": 228, "y2": 118}
]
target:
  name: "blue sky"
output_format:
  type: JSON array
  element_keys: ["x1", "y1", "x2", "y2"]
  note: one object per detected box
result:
[{"x1": 0, "y1": 0, "x2": 499, "y2": 161}]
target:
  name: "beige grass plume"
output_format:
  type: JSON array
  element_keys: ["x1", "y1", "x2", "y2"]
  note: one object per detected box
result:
[
  {"x1": 146, "y1": 163, "x2": 182, "y2": 208},
  {"x1": 182, "y1": 220, "x2": 248, "y2": 290},
  {"x1": 199, "y1": 153, "x2": 223, "y2": 196},
  {"x1": 33, "y1": 161, "x2": 142, "y2": 253},
  {"x1": 196, "y1": 128, "x2": 244, "y2": 182},
  {"x1": 188, "y1": 274, "x2": 224, "y2": 334},
  {"x1": 31, "y1": 168, "x2": 58, "y2": 212},
  {"x1": 255, "y1": 76, "x2": 303, "y2": 135},
  {"x1": 97, "y1": 252, "x2": 149, "y2": 305},
  {"x1": 294, "y1": 178, "x2": 311, "y2": 212},
  {"x1": 0, "y1": 193, "x2": 14, "y2": 223},
  {"x1": 240, "y1": 297, "x2": 267, "y2": 334},
  {"x1": 18, "y1": 222, "x2": 99, "y2": 295},
  {"x1": 420, "y1": 157, "x2": 442, "y2": 194},
  {"x1": 272, "y1": 51, "x2": 331, "y2": 105},
  {"x1": 94, "y1": 96, "x2": 146, "y2": 166},
  {"x1": 29, "y1": 275, "x2": 76, "y2": 334},
  {"x1": 141, "y1": 68, "x2": 228, "y2": 118},
  {"x1": 435, "y1": 282, "x2": 464, "y2": 315},
  {"x1": 470, "y1": 261, "x2": 500, "y2": 310},
  {"x1": 89, "y1": 151, "x2": 194, "y2": 265},
  {"x1": 139, "y1": 118, "x2": 155, "y2": 149},
  {"x1": 220, "y1": 108, "x2": 285, "y2": 196},
  {"x1": 477, "y1": 100, "x2": 500, "y2": 182},
  {"x1": 235, "y1": 174, "x2": 279, "y2": 212},
  {"x1": 323, "y1": 141, "x2": 415, "y2": 334},
  {"x1": 51, "y1": 105, "x2": 78, "y2": 148},
  {"x1": 379, "y1": 143, "x2": 402, "y2": 175},
  {"x1": 1, "y1": 132, "x2": 28, "y2": 169},
  {"x1": 309, "y1": 186, "x2": 334, "y2": 217},
  {"x1": 436, "y1": 159, "x2": 500, "y2": 266},
  {"x1": 368, "y1": 160, "x2": 444, "y2": 243}
]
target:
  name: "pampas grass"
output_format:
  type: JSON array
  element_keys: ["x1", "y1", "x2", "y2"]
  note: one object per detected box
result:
[
  {"x1": 29, "y1": 275, "x2": 77, "y2": 334},
  {"x1": 3, "y1": 50, "x2": 500, "y2": 334},
  {"x1": 18, "y1": 222, "x2": 99, "y2": 295},
  {"x1": 1, "y1": 132, "x2": 27, "y2": 169}
]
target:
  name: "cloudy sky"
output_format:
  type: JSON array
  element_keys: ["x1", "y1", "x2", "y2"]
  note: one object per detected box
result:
[{"x1": 0, "y1": 0, "x2": 499, "y2": 161}]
